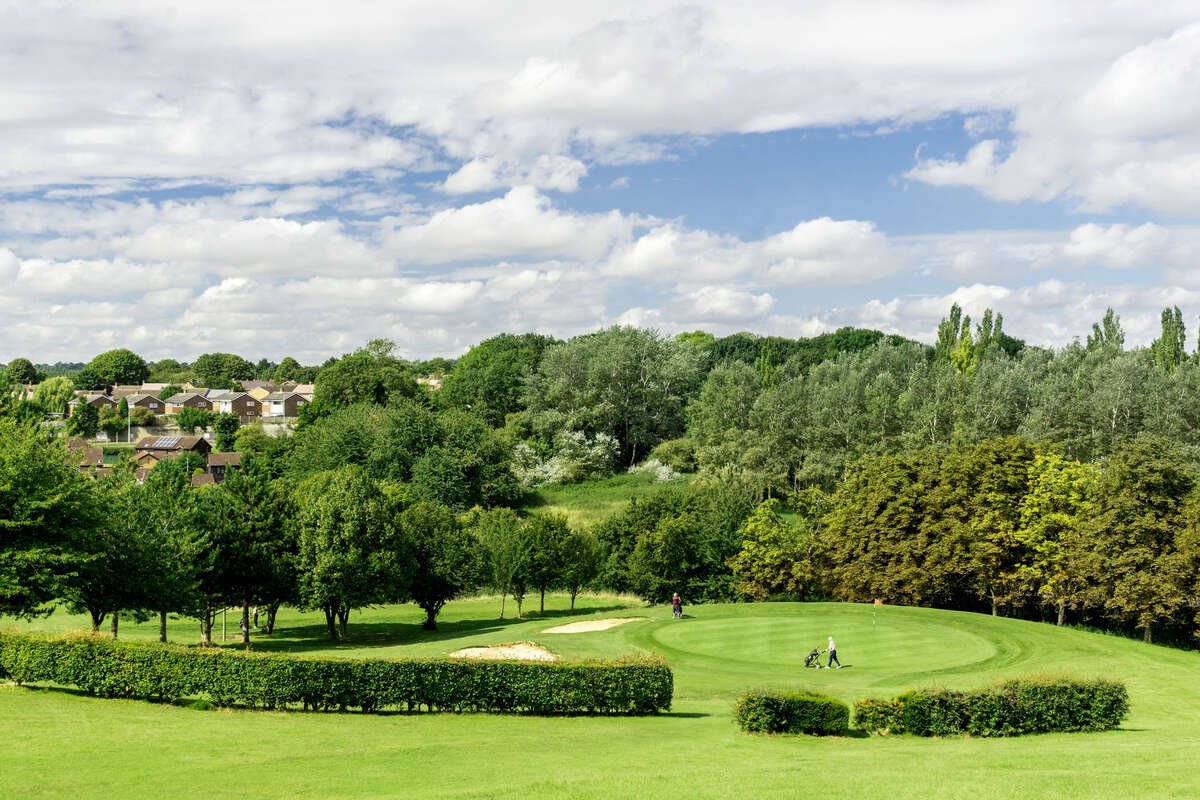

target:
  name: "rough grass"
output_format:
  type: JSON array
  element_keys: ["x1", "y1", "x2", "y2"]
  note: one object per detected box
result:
[
  {"x1": 517, "y1": 470, "x2": 696, "y2": 527},
  {"x1": 4, "y1": 598, "x2": 1200, "y2": 799}
]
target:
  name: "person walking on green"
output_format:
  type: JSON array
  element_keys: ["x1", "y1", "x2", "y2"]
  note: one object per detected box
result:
[{"x1": 827, "y1": 635, "x2": 842, "y2": 669}]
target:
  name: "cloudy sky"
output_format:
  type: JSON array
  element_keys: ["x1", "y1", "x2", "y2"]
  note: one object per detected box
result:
[{"x1": 4, "y1": 1, "x2": 1200, "y2": 363}]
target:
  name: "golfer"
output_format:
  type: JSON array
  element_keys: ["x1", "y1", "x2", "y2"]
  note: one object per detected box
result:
[
  {"x1": 671, "y1": 592, "x2": 683, "y2": 619},
  {"x1": 827, "y1": 635, "x2": 841, "y2": 669}
]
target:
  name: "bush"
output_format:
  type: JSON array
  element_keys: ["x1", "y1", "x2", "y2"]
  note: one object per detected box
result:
[
  {"x1": 0, "y1": 632, "x2": 672, "y2": 715},
  {"x1": 854, "y1": 677, "x2": 1127, "y2": 737},
  {"x1": 128, "y1": 406, "x2": 157, "y2": 427},
  {"x1": 649, "y1": 438, "x2": 696, "y2": 472},
  {"x1": 734, "y1": 691, "x2": 849, "y2": 735}
]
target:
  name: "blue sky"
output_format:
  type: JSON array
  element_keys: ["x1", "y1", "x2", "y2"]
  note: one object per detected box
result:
[{"x1": 2, "y1": 2, "x2": 1200, "y2": 363}]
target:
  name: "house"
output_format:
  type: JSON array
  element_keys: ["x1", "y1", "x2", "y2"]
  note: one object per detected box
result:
[
  {"x1": 140, "y1": 382, "x2": 171, "y2": 394},
  {"x1": 67, "y1": 394, "x2": 117, "y2": 412},
  {"x1": 246, "y1": 385, "x2": 272, "y2": 401},
  {"x1": 109, "y1": 385, "x2": 143, "y2": 400},
  {"x1": 165, "y1": 392, "x2": 213, "y2": 413},
  {"x1": 134, "y1": 435, "x2": 212, "y2": 462},
  {"x1": 206, "y1": 451, "x2": 243, "y2": 482},
  {"x1": 67, "y1": 437, "x2": 103, "y2": 469},
  {"x1": 209, "y1": 391, "x2": 262, "y2": 421},
  {"x1": 124, "y1": 393, "x2": 165, "y2": 413},
  {"x1": 260, "y1": 391, "x2": 310, "y2": 418},
  {"x1": 291, "y1": 383, "x2": 315, "y2": 399},
  {"x1": 241, "y1": 380, "x2": 274, "y2": 394}
]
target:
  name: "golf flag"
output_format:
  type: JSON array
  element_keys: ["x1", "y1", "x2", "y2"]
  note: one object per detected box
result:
[{"x1": 874, "y1": 598, "x2": 882, "y2": 606}]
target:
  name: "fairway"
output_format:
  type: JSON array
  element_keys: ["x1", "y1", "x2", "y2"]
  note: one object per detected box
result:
[{"x1": 4, "y1": 598, "x2": 1200, "y2": 799}]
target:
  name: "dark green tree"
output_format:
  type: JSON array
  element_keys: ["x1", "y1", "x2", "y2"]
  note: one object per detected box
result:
[
  {"x1": 401, "y1": 502, "x2": 477, "y2": 630},
  {"x1": 65, "y1": 401, "x2": 100, "y2": 438},
  {"x1": 213, "y1": 413, "x2": 240, "y2": 451},
  {"x1": 192, "y1": 352, "x2": 255, "y2": 388},
  {"x1": 86, "y1": 348, "x2": 150, "y2": 385},
  {"x1": 439, "y1": 333, "x2": 557, "y2": 426},
  {"x1": 560, "y1": 528, "x2": 602, "y2": 612},
  {"x1": 523, "y1": 512, "x2": 570, "y2": 613},
  {"x1": 6, "y1": 358, "x2": 40, "y2": 385}
]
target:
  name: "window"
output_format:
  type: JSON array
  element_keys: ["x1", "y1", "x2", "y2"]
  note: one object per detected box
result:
[{"x1": 149, "y1": 402, "x2": 158, "y2": 408}]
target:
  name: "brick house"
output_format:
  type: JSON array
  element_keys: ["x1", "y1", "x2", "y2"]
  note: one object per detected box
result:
[
  {"x1": 67, "y1": 394, "x2": 118, "y2": 413},
  {"x1": 210, "y1": 391, "x2": 262, "y2": 421},
  {"x1": 134, "y1": 435, "x2": 212, "y2": 462},
  {"x1": 260, "y1": 391, "x2": 310, "y2": 418},
  {"x1": 124, "y1": 393, "x2": 165, "y2": 413},
  {"x1": 165, "y1": 392, "x2": 213, "y2": 414}
]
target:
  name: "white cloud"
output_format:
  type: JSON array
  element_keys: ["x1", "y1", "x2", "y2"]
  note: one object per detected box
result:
[
  {"x1": 442, "y1": 156, "x2": 588, "y2": 194},
  {"x1": 761, "y1": 218, "x2": 901, "y2": 285}
]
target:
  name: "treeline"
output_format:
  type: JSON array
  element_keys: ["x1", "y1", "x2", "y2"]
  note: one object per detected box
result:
[{"x1": 728, "y1": 436, "x2": 1200, "y2": 645}]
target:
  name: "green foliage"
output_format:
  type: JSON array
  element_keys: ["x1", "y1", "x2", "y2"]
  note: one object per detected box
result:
[
  {"x1": 1151, "y1": 306, "x2": 1187, "y2": 373},
  {"x1": 86, "y1": 349, "x2": 150, "y2": 386},
  {"x1": 401, "y1": 502, "x2": 477, "y2": 630},
  {"x1": 175, "y1": 406, "x2": 213, "y2": 434},
  {"x1": 32, "y1": 376, "x2": 76, "y2": 415},
  {"x1": 439, "y1": 333, "x2": 557, "y2": 426},
  {"x1": 560, "y1": 528, "x2": 603, "y2": 610},
  {"x1": 314, "y1": 339, "x2": 422, "y2": 409},
  {"x1": 469, "y1": 508, "x2": 528, "y2": 618},
  {"x1": 734, "y1": 691, "x2": 849, "y2": 735},
  {"x1": 648, "y1": 437, "x2": 696, "y2": 472},
  {"x1": 0, "y1": 419, "x2": 101, "y2": 617},
  {"x1": 272, "y1": 356, "x2": 302, "y2": 385},
  {"x1": 65, "y1": 400, "x2": 99, "y2": 437},
  {"x1": 728, "y1": 499, "x2": 818, "y2": 600},
  {"x1": 128, "y1": 406, "x2": 156, "y2": 427},
  {"x1": 524, "y1": 326, "x2": 706, "y2": 466},
  {"x1": 98, "y1": 404, "x2": 124, "y2": 438},
  {"x1": 854, "y1": 678, "x2": 1128, "y2": 736},
  {"x1": 1087, "y1": 308, "x2": 1125, "y2": 352},
  {"x1": 523, "y1": 512, "x2": 570, "y2": 613},
  {"x1": 6, "y1": 357, "x2": 42, "y2": 384},
  {"x1": 213, "y1": 412, "x2": 239, "y2": 451},
  {"x1": 157, "y1": 384, "x2": 184, "y2": 401},
  {"x1": 0, "y1": 632, "x2": 673, "y2": 715},
  {"x1": 71, "y1": 365, "x2": 106, "y2": 391},
  {"x1": 192, "y1": 352, "x2": 255, "y2": 388}
]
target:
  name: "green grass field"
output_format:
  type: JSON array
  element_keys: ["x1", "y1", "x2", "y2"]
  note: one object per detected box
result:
[
  {"x1": 4, "y1": 596, "x2": 1200, "y2": 799},
  {"x1": 517, "y1": 471, "x2": 696, "y2": 527}
]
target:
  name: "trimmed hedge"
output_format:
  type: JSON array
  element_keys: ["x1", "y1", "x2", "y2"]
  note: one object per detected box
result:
[
  {"x1": 734, "y1": 691, "x2": 849, "y2": 735},
  {"x1": 0, "y1": 632, "x2": 672, "y2": 715},
  {"x1": 853, "y1": 677, "x2": 1127, "y2": 737}
]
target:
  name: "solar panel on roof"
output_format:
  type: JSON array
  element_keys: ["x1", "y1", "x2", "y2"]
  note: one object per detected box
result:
[{"x1": 154, "y1": 436, "x2": 181, "y2": 448}]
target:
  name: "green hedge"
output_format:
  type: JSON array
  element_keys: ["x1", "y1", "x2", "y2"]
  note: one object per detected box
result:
[
  {"x1": 853, "y1": 677, "x2": 1127, "y2": 737},
  {"x1": 734, "y1": 691, "x2": 849, "y2": 735},
  {"x1": 0, "y1": 632, "x2": 672, "y2": 715}
]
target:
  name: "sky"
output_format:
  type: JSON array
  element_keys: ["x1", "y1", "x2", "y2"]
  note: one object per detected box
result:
[{"x1": 3, "y1": 1, "x2": 1200, "y2": 363}]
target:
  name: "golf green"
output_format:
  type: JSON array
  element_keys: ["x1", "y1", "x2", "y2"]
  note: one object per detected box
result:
[{"x1": 3, "y1": 598, "x2": 1199, "y2": 799}]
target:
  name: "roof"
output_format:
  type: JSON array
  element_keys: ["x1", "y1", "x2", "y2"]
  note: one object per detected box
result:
[
  {"x1": 68, "y1": 438, "x2": 103, "y2": 467},
  {"x1": 190, "y1": 473, "x2": 216, "y2": 487},
  {"x1": 140, "y1": 383, "x2": 169, "y2": 392},
  {"x1": 124, "y1": 393, "x2": 159, "y2": 404},
  {"x1": 109, "y1": 386, "x2": 142, "y2": 399},
  {"x1": 207, "y1": 451, "x2": 243, "y2": 467},
  {"x1": 246, "y1": 386, "x2": 271, "y2": 400},
  {"x1": 262, "y1": 391, "x2": 307, "y2": 401},
  {"x1": 165, "y1": 392, "x2": 209, "y2": 403},
  {"x1": 292, "y1": 383, "x2": 315, "y2": 396},
  {"x1": 77, "y1": 393, "x2": 116, "y2": 405},
  {"x1": 241, "y1": 380, "x2": 273, "y2": 391},
  {"x1": 208, "y1": 391, "x2": 251, "y2": 401},
  {"x1": 134, "y1": 435, "x2": 210, "y2": 451}
]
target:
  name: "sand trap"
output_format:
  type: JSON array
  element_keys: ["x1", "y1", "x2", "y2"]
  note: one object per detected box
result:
[
  {"x1": 448, "y1": 641, "x2": 557, "y2": 661},
  {"x1": 542, "y1": 617, "x2": 647, "y2": 634}
]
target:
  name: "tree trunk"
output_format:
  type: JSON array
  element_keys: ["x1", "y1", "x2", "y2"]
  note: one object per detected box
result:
[
  {"x1": 540, "y1": 588, "x2": 545, "y2": 614},
  {"x1": 423, "y1": 607, "x2": 438, "y2": 631},
  {"x1": 337, "y1": 606, "x2": 350, "y2": 640},
  {"x1": 323, "y1": 603, "x2": 339, "y2": 641},
  {"x1": 90, "y1": 609, "x2": 105, "y2": 633},
  {"x1": 241, "y1": 598, "x2": 251, "y2": 649},
  {"x1": 1144, "y1": 624, "x2": 1153, "y2": 644},
  {"x1": 570, "y1": 590, "x2": 577, "y2": 612},
  {"x1": 110, "y1": 611, "x2": 119, "y2": 639},
  {"x1": 515, "y1": 595, "x2": 523, "y2": 619},
  {"x1": 201, "y1": 601, "x2": 213, "y2": 646},
  {"x1": 266, "y1": 603, "x2": 279, "y2": 634},
  {"x1": 499, "y1": 593, "x2": 506, "y2": 619},
  {"x1": 1056, "y1": 601, "x2": 1065, "y2": 626}
]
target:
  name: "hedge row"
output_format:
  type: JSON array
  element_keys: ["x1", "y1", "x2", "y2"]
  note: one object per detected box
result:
[
  {"x1": 853, "y1": 677, "x2": 1127, "y2": 736},
  {"x1": 0, "y1": 632, "x2": 673, "y2": 715},
  {"x1": 734, "y1": 691, "x2": 849, "y2": 735}
]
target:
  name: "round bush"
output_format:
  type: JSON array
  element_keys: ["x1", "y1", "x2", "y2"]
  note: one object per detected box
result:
[{"x1": 735, "y1": 691, "x2": 849, "y2": 735}]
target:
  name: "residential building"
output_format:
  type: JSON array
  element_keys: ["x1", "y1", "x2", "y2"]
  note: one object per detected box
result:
[
  {"x1": 209, "y1": 391, "x2": 262, "y2": 421},
  {"x1": 165, "y1": 392, "x2": 213, "y2": 413},
  {"x1": 260, "y1": 391, "x2": 310, "y2": 418}
]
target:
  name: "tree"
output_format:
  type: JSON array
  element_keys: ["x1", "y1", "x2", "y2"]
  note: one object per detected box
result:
[
  {"x1": 176, "y1": 406, "x2": 213, "y2": 435},
  {"x1": 629, "y1": 513, "x2": 703, "y2": 603},
  {"x1": 98, "y1": 404, "x2": 124, "y2": 441},
  {"x1": 213, "y1": 413, "x2": 240, "y2": 451},
  {"x1": 524, "y1": 326, "x2": 706, "y2": 465},
  {"x1": 6, "y1": 358, "x2": 40, "y2": 385},
  {"x1": 440, "y1": 333, "x2": 557, "y2": 427},
  {"x1": 560, "y1": 529, "x2": 602, "y2": 612},
  {"x1": 314, "y1": 339, "x2": 422, "y2": 409},
  {"x1": 86, "y1": 348, "x2": 150, "y2": 386},
  {"x1": 471, "y1": 508, "x2": 528, "y2": 618},
  {"x1": 272, "y1": 356, "x2": 302, "y2": 385},
  {"x1": 65, "y1": 401, "x2": 99, "y2": 438},
  {"x1": 137, "y1": 458, "x2": 199, "y2": 642},
  {"x1": 0, "y1": 419, "x2": 100, "y2": 617},
  {"x1": 409, "y1": 410, "x2": 521, "y2": 510},
  {"x1": 72, "y1": 365, "x2": 106, "y2": 391},
  {"x1": 32, "y1": 376, "x2": 75, "y2": 415},
  {"x1": 192, "y1": 352, "x2": 255, "y2": 388},
  {"x1": 401, "y1": 502, "x2": 477, "y2": 630},
  {"x1": 1151, "y1": 306, "x2": 1187, "y2": 373},
  {"x1": 1087, "y1": 308, "x2": 1125, "y2": 352},
  {"x1": 294, "y1": 466, "x2": 407, "y2": 640},
  {"x1": 728, "y1": 499, "x2": 818, "y2": 600},
  {"x1": 523, "y1": 513, "x2": 570, "y2": 613},
  {"x1": 157, "y1": 384, "x2": 184, "y2": 401}
]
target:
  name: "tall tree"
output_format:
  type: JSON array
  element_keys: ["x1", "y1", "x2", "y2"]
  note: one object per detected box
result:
[
  {"x1": 32, "y1": 376, "x2": 76, "y2": 415},
  {"x1": 471, "y1": 508, "x2": 527, "y2": 618},
  {"x1": 1087, "y1": 307, "x2": 1125, "y2": 352},
  {"x1": 439, "y1": 333, "x2": 557, "y2": 427},
  {"x1": 560, "y1": 528, "x2": 603, "y2": 612},
  {"x1": 5, "y1": 358, "x2": 40, "y2": 385},
  {"x1": 728, "y1": 499, "x2": 817, "y2": 600},
  {"x1": 192, "y1": 352, "x2": 255, "y2": 388},
  {"x1": 523, "y1": 513, "x2": 570, "y2": 613},
  {"x1": 402, "y1": 502, "x2": 476, "y2": 630},
  {"x1": 86, "y1": 348, "x2": 150, "y2": 386},
  {"x1": 313, "y1": 339, "x2": 422, "y2": 409},
  {"x1": 1151, "y1": 306, "x2": 1187, "y2": 374}
]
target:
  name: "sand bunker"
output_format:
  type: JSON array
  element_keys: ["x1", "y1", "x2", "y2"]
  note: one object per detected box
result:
[
  {"x1": 542, "y1": 617, "x2": 647, "y2": 634},
  {"x1": 448, "y1": 641, "x2": 557, "y2": 661}
]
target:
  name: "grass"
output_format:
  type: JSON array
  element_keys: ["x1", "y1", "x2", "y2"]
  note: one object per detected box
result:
[
  {"x1": 517, "y1": 470, "x2": 696, "y2": 527},
  {"x1": 4, "y1": 597, "x2": 1200, "y2": 799}
]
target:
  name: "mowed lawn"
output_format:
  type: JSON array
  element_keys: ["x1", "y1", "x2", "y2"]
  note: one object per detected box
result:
[
  {"x1": 4, "y1": 597, "x2": 1200, "y2": 799},
  {"x1": 517, "y1": 471, "x2": 696, "y2": 527}
]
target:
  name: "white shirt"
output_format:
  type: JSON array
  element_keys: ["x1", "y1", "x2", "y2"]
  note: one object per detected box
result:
[{"x1": 828, "y1": 638, "x2": 836, "y2": 651}]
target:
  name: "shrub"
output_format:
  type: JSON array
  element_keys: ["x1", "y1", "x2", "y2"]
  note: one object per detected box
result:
[
  {"x1": 649, "y1": 438, "x2": 696, "y2": 473},
  {"x1": 0, "y1": 632, "x2": 673, "y2": 715},
  {"x1": 627, "y1": 459, "x2": 681, "y2": 483},
  {"x1": 734, "y1": 691, "x2": 849, "y2": 735},
  {"x1": 128, "y1": 406, "x2": 157, "y2": 427},
  {"x1": 854, "y1": 677, "x2": 1127, "y2": 737}
]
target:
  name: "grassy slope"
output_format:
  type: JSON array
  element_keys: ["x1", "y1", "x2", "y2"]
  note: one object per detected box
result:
[
  {"x1": 516, "y1": 471, "x2": 696, "y2": 527},
  {"x1": 4, "y1": 597, "x2": 1200, "y2": 799}
]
